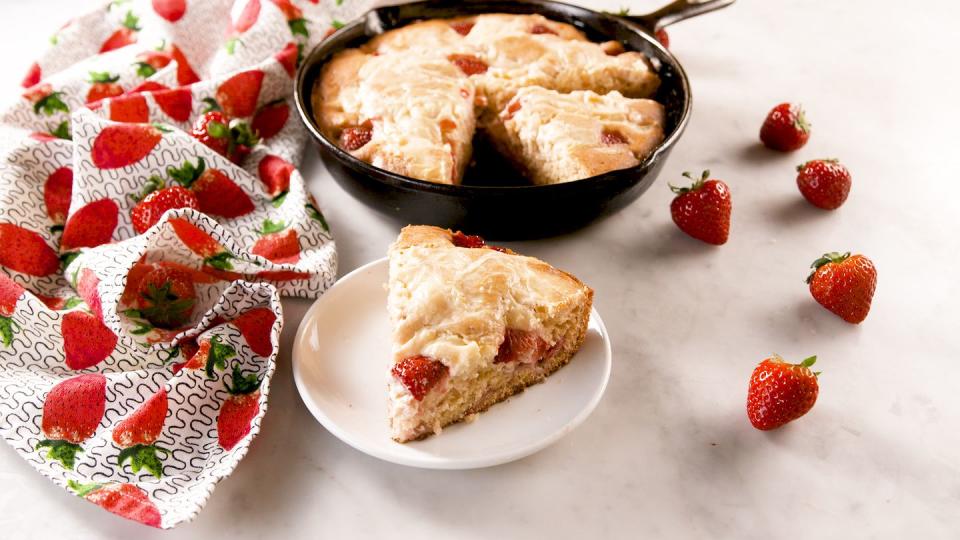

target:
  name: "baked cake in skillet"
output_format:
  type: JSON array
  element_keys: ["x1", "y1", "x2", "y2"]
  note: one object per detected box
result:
[
  {"x1": 313, "y1": 13, "x2": 664, "y2": 185},
  {"x1": 386, "y1": 225, "x2": 594, "y2": 442}
]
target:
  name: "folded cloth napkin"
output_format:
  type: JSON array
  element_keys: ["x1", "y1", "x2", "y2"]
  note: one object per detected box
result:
[{"x1": 0, "y1": 0, "x2": 369, "y2": 529}]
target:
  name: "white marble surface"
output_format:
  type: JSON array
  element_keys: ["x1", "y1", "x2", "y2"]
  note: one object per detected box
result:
[{"x1": 1, "y1": 0, "x2": 959, "y2": 538}]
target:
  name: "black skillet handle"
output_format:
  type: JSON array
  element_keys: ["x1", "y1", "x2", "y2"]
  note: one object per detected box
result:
[{"x1": 623, "y1": 0, "x2": 736, "y2": 33}]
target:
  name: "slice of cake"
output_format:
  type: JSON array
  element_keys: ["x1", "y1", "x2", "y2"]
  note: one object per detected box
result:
[
  {"x1": 486, "y1": 87, "x2": 666, "y2": 184},
  {"x1": 313, "y1": 49, "x2": 476, "y2": 184},
  {"x1": 387, "y1": 225, "x2": 594, "y2": 442}
]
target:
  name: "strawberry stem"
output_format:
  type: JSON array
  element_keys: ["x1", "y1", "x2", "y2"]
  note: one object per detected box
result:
[
  {"x1": 793, "y1": 105, "x2": 811, "y2": 133},
  {"x1": 669, "y1": 170, "x2": 710, "y2": 195},
  {"x1": 225, "y1": 364, "x2": 262, "y2": 395},
  {"x1": 118, "y1": 444, "x2": 170, "y2": 479},
  {"x1": 806, "y1": 252, "x2": 851, "y2": 283},
  {"x1": 36, "y1": 439, "x2": 83, "y2": 469},
  {"x1": 67, "y1": 479, "x2": 102, "y2": 498},
  {"x1": 0, "y1": 315, "x2": 17, "y2": 347},
  {"x1": 205, "y1": 335, "x2": 236, "y2": 379}
]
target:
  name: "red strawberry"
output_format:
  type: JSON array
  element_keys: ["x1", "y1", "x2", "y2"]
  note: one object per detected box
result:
[
  {"x1": 669, "y1": 170, "x2": 731, "y2": 245},
  {"x1": 339, "y1": 124, "x2": 372, "y2": 151},
  {"x1": 450, "y1": 21, "x2": 474, "y2": 36},
  {"x1": 37, "y1": 374, "x2": 107, "y2": 469},
  {"x1": 392, "y1": 355, "x2": 448, "y2": 401},
  {"x1": 257, "y1": 154, "x2": 293, "y2": 198},
  {"x1": 113, "y1": 388, "x2": 170, "y2": 478},
  {"x1": 86, "y1": 72, "x2": 124, "y2": 104},
  {"x1": 23, "y1": 84, "x2": 69, "y2": 116},
  {"x1": 190, "y1": 110, "x2": 230, "y2": 156},
  {"x1": 62, "y1": 311, "x2": 117, "y2": 370},
  {"x1": 68, "y1": 481, "x2": 161, "y2": 528},
  {"x1": 530, "y1": 23, "x2": 556, "y2": 35},
  {"x1": 135, "y1": 264, "x2": 197, "y2": 329},
  {"x1": 22, "y1": 62, "x2": 41, "y2": 88},
  {"x1": 252, "y1": 219, "x2": 300, "y2": 263},
  {"x1": 38, "y1": 295, "x2": 82, "y2": 311},
  {"x1": 179, "y1": 335, "x2": 237, "y2": 377},
  {"x1": 760, "y1": 103, "x2": 810, "y2": 152},
  {"x1": 100, "y1": 12, "x2": 140, "y2": 53},
  {"x1": 271, "y1": 0, "x2": 307, "y2": 37},
  {"x1": 217, "y1": 364, "x2": 262, "y2": 450},
  {"x1": 230, "y1": 307, "x2": 276, "y2": 357},
  {"x1": 655, "y1": 28, "x2": 670, "y2": 48},
  {"x1": 77, "y1": 268, "x2": 103, "y2": 320},
  {"x1": 61, "y1": 199, "x2": 119, "y2": 250},
  {"x1": 448, "y1": 54, "x2": 488, "y2": 75},
  {"x1": 134, "y1": 50, "x2": 172, "y2": 78},
  {"x1": 168, "y1": 158, "x2": 255, "y2": 218},
  {"x1": 130, "y1": 81, "x2": 168, "y2": 93},
  {"x1": 493, "y1": 329, "x2": 550, "y2": 364},
  {"x1": 275, "y1": 42, "x2": 298, "y2": 77},
  {"x1": 152, "y1": 0, "x2": 186, "y2": 22},
  {"x1": 251, "y1": 100, "x2": 289, "y2": 140},
  {"x1": 807, "y1": 252, "x2": 877, "y2": 324},
  {"x1": 91, "y1": 123, "x2": 163, "y2": 169},
  {"x1": 169, "y1": 218, "x2": 238, "y2": 272},
  {"x1": 796, "y1": 159, "x2": 852, "y2": 210},
  {"x1": 215, "y1": 70, "x2": 264, "y2": 118},
  {"x1": 170, "y1": 45, "x2": 199, "y2": 85},
  {"x1": 108, "y1": 94, "x2": 150, "y2": 123},
  {"x1": 0, "y1": 273, "x2": 24, "y2": 347},
  {"x1": 153, "y1": 87, "x2": 192, "y2": 122},
  {"x1": 44, "y1": 167, "x2": 73, "y2": 226},
  {"x1": 747, "y1": 355, "x2": 819, "y2": 430},
  {"x1": 233, "y1": 0, "x2": 261, "y2": 33},
  {"x1": 131, "y1": 184, "x2": 200, "y2": 234},
  {"x1": 0, "y1": 223, "x2": 60, "y2": 277}
]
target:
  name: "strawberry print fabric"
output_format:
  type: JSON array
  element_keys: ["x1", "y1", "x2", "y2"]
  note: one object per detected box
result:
[{"x1": 0, "y1": 0, "x2": 370, "y2": 529}]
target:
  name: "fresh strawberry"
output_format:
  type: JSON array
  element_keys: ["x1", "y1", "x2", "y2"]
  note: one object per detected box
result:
[
  {"x1": 796, "y1": 159, "x2": 852, "y2": 210},
  {"x1": 77, "y1": 268, "x2": 103, "y2": 320},
  {"x1": 217, "y1": 364, "x2": 262, "y2": 450},
  {"x1": 170, "y1": 45, "x2": 199, "y2": 85},
  {"x1": 339, "y1": 124, "x2": 372, "y2": 151},
  {"x1": 100, "y1": 11, "x2": 140, "y2": 53},
  {"x1": 68, "y1": 481, "x2": 161, "y2": 528},
  {"x1": 0, "y1": 223, "x2": 60, "y2": 276},
  {"x1": 257, "y1": 154, "x2": 293, "y2": 199},
  {"x1": 91, "y1": 123, "x2": 163, "y2": 169},
  {"x1": 61, "y1": 199, "x2": 119, "y2": 250},
  {"x1": 108, "y1": 94, "x2": 150, "y2": 123},
  {"x1": 44, "y1": 167, "x2": 73, "y2": 226},
  {"x1": 23, "y1": 84, "x2": 69, "y2": 116},
  {"x1": 448, "y1": 54, "x2": 488, "y2": 75},
  {"x1": 669, "y1": 170, "x2": 732, "y2": 245},
  {"x1": 152, "y1": 0, "x2": 186, "y2": 22},
  {"x1": 135, "y1": 265, "x2": 196, "y2": 329},
  {"x1": 232, "y1": 0, "x2": 261, "y2": 34},
  {"x1": 62, "y1": 310, "x2": 118, "y2": 370},
  {"x1": 113, "y1": 388, "x2": 170, "y2": 478},
  {"x1": 747, "y1": 355, "x2": 819, "y2": 430},
  {"x1": 190, "y1": 107, "x2": 259, "y2": 163},
  {"x1": 230, "y1": 307, "x2": 277, "y2": 357},
  {"x1": 450, "y1": 21, "x2": 474, "y2": 36},
  {"x1": 86, "y1": 72, "x2": 124, "y2": 104},
  {"x1": 494, "y1": 329, "x2": 550, "y2": 364},
  {"x1": 807, "y1": 252, "x2": 877, "y2": 324},
  {"x1": 655, "y1": 28, "x2": 669, "y2": 48},
  {"x1": 251, "y1": 100, "x2": 289, "y2": 140},
  {"x1": 134, "y1": 50, "x2": 172, "y2": 78},
  {"x1": 275, "y1": 42, "x2": 298, "y2": 77},
  {"x1": 131, "y1": 183, "x2": 200, "y2": 234},
  {"x1": 168, "y1": 158, "x2": 255, "y2": 218},
  {"x1": 22, "y1": 62, "x2": 41, "y2": 88},
  {"x1": 0, "y1": 274, "x2": 24, "y2": 347},
  {"x1": 153, "y1": 87, "x2": 192, "y2": 122},
  {"x1": 37, "y1": 374, "x2": 107, "y2": 469},
  {"x1": 760, "y1": 103, "x2": 810, "y2": 152},
  {"x1": 392, "y1": 355, "x2": 448, "y2": 401},
  {"x1": 252, "y1": 219, "x2": 300, "y2": 263},
  {"x1": 215, "y1": 70, "x2": 264, "y2": 118}
]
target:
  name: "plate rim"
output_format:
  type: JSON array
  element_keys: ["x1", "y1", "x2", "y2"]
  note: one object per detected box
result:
[{"x1": 291, "y1": 257, "x2": 612, "y2": 470}]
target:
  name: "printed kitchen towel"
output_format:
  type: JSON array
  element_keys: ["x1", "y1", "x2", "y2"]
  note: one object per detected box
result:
[{"x1": 0, "y1": 0, "x2": 369, "y2": 529}]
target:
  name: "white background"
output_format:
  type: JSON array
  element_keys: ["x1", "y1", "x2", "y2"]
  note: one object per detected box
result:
[{"x1": 1, "y1": 0, "x2": 958, "y2": 538}]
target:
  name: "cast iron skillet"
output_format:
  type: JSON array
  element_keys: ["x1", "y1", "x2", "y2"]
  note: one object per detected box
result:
[{"x1": 294, "y1": 0, "x2": 735, "y2": 239}]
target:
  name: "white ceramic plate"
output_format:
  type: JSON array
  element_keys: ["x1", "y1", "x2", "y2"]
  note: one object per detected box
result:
[{"x1": 291, "y1": 257, "x2": 612, "y2": 469}]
